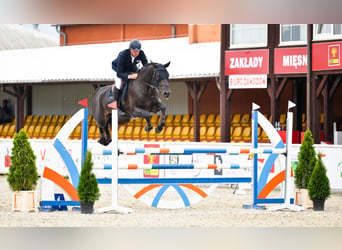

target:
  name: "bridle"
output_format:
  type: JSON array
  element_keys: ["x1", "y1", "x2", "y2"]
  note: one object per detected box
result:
[{"x1": 141, "y1": 65, "x2": 169, "y2": 92}]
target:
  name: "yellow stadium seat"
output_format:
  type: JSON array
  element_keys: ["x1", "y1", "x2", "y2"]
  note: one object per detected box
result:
[
  {"x1": 134, "y1": 118, "x2": 143, "y2": 127},
  {"x1": 172, "y1": 126, "x2": 182, "y2": 141},
  {"x1": 6, "y1": 124, "x2": 16, "y2": 138},
  {"x1": 53, "y1": 124, "x2": 63, "y2": 137},
  {"x1": 132, "y1": 126, "x2": 142, "y2": 140},
  {"x1": 70, "y1": 124, "x2": 82, "y2": 140},
  {"x1": 44, "y1": 115, "x2": 52, "y2": 126},
  {"x1": 64, "y1": 115, "x2": 71, "y2": 124},
  {"x1": 189, "y1": 115, "x2": 194, "y2": 126},
  {"x1": 231, "y1": 114, "x2": 241, "y2": 127},
  {"x1": 148, "y1": 128, "x2": 157, "y2": 141},
  {"x1": 215, "y1": 114, "x2": 221, "y2": 127},
  {"x1": 180, "y1": 126, "x2": 190, "y2": 141},
  {"x1": 117, "y1": 125, "x2": 125, "y2": 140},
  {"x1": 140, "y1": 127, "x2": 149, "y2": 141},
  {"x1": 39, "y1": 124, "x2": 48, "y2": 138},
  {"x1": 280, "y1": 113, "x2": 286, "y2": 127},
  {"x1": 189, "y1": 127, "x2": 194, "y2": 141},
  {"x1": 240, "y1": 114, "x2": 251, "y2": 127},
  {"x1": 200, "y1": 126, "x2": 207, "y2": 141},
  {"x1": 89, "y1": 124, "x2": 99, "y2": 140},
  {"x1": 231, "y1": 126, "x2": 243, "y2": 142},
  {"x1": 31, "y1": 115, "x2": 39, "y2": 126},
  {"x1": 181, "y1": 114, "x2": 191, "y2": 126},
  {"x1": 1, "y1": 124, "x2": 10, "y2": 138},
  {"x1": 215, "y1": 127, "x2": 221, "y2": 142},
  {"x1": 37, "y1": 115, "x2": 46, "y2": 125},
  {"x1": 206, "y1": 126, "x2": 216, "y2": 142},
  {"x1": 50, "y1": 115, "x2": 58, "y2": 125},
  {"x1": 124, "y1": 125, "x2": 134, "y2": 140},
  {"x1": 87, "y1": 115, "x2": 93, "y2": 125},
  {"x1": 206, "y1": 114, "x2": 216, "y2": 127},
  {"x1": 260, "y1": 129, "x2": 269, "y2": 142},
  {"x1": 164, "y1": 126, "x2": 174, "y2": 141},
  {"x1": 156, "y1": 127, "x2": 166, "y2": 140},
  {"x1": 302, "y1": 113, "x2": 306, "y2": 130},
  {"x1": 173, "y1": 114, "x2": 182, "y2": 126},
  {"x1": 26, "y1": 124, "x2": 35, "y2": 138},
  {"x1": 165, "y1": 114, "x2": 174, "y2": 127},
  {"x1": 25, "y1": 115, "x2": 33, "y2": 125},
  {"x1": 241, "y1": 127, "x2": 251, "y2": 142},
  {"x1": 0, "y1": 124, "x2": 4, "y2": 137},
  {"x1": 46, "y1": 125, "x2": 55, "y2": 139},
  {"x1": 32, "y1": 124, "x2": 42, "y2": 139},
  {"x1": 57, "y1": 115, "x2": 65, "y2": 125},
  {"x1": 150, "y1": 115, "x2": 159, "y2": 127},
  {"x1": 200, "y1": 114, "x2": 207, "y2": 127}
]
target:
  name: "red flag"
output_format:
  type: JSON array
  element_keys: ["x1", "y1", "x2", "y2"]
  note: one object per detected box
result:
[{"x1": 78, "y1": 99, "x2": 88, "y2": 108}]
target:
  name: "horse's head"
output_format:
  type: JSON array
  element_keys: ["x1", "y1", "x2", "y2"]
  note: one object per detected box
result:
[
  {"x1": 152, "y1": 62, "x2": 171, "y2": 99},
  {"x1": 139, "y1": 62, "x2": 171, "y2": 99}
]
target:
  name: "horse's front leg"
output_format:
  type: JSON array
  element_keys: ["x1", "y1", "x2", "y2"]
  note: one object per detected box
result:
[
  {"x1": 132, "y1": 108, "x2": 153, "y2": 132},
  {"x1": 155, "y1": 103, "x2": 166, "y2": 134}
]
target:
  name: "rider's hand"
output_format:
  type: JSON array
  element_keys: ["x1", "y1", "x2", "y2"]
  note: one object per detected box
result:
[{"x1": 129, "y1": 73, "x2": 138, "y2": 79}]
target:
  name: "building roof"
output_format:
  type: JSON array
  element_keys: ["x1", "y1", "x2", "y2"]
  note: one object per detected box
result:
[
  {"x1": 0, "y1": 38, "x2": 220, "y2": 84},
  {"x1": 0, "y1": 24, "x2": 59, "y2": 51}
]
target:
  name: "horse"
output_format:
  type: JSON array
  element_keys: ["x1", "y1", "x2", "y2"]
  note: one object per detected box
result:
[{"x1": 92, "y1": 61, "x2": 171, "y2": 146}]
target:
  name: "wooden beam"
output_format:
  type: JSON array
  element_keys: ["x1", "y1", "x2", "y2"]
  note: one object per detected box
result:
[
  {"x1": 315, "y1": 75, "x2": 328, "y2": 98},
  {"x1": 329, "y1": 76, "x2": 341, "y2": 100},
  {"x1": 276, "y1": 77, "x2": 288, "y2": 99}
]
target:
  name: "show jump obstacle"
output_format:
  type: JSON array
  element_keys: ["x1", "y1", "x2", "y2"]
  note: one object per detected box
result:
[{"x1": 40, "y1": 100, "x2": 303, "y2": 212}]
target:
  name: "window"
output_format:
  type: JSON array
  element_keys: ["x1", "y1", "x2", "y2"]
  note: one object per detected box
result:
[
  {"x1": 314, "y1": 24, "x2": 342, "y2": 40},
  {"x1": 280, "y1": 24, "x2": 307, "y2": 45},
  {"x1": 230, "y1": 24, "x2": 267, "y2": 48}
]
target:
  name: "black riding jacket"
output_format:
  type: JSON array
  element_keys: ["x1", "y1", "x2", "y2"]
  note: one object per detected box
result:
[{"x1": 112, "y1": 49, "x2": 148, "y2": 80}]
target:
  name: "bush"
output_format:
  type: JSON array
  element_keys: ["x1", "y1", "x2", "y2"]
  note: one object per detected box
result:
[
  {"x1": 294, "y1": 130, "x2": 316, "y2": 189},
  {"x1": 308, "y1": 154, "x2": 331, "y2": 201},
  {"x1": 7, "y1": 129, "x2": 38, "y2": 191},
  {"x1": 77, "y1": 151, "x2": 100, "y2": 203}
]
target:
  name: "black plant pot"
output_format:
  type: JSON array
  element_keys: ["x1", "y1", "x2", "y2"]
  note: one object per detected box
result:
[
  {"x1": 80, "y1": 202, "x2": 94, "y2": 214},
  {"x1": 313, "y1": 199, "x2": 325, "y2": 211}
]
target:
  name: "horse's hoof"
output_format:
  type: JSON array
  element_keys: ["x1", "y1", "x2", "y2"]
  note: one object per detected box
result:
[
  {"x1": 155, "y1": 126, "x2": 163, "y2": 134},
  {"x1": 144, "y1": 126, "x2": 153, "y2": 132},
  {"x1": 98, "y1": 138, "x2": 107, "y2": 146}
]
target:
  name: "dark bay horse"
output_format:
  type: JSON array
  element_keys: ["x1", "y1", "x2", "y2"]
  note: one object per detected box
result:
[{"x1": 93, "y1": 62, "x2": 171, "y2": 146}]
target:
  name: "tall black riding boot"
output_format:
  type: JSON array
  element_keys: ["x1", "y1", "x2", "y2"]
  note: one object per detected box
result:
[{"x1": 108, "y1": 87, "x2": 125, "y2": 115}]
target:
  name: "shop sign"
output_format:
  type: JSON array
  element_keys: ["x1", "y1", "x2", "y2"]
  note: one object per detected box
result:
[
  {"x1": 225, "y1": 49, "x2": 269, "y2": 75},
  {"x1": 228, "y1": 74, "x2": 267, "y2": 89},
  {"x1": 312, "y1": 42, "x2": 342, "y2": 71},
  {"x1": 274, "y1": 47, "x2": 307, "y2": 74}
]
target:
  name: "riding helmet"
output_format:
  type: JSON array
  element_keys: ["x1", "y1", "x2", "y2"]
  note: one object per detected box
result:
[{"x1": 129, "y1": 40, "x2": 141, "y2": 51}]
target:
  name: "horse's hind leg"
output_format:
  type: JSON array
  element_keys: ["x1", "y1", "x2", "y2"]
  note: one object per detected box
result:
[
  {"x1": 104, "y1": 118, "x2": 112, "y2": 146},
  {"x1": 156, "y1": 103, "x2": 166, "y2": 133}
]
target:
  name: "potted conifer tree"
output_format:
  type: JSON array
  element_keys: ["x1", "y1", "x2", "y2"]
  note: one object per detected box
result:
[
  {"x1": 294, "y1": 130, "x2": 316, "y2": 208},
  {"x1": 7, "y1": 129, "x2": 39, "y2": 212},
  {"x1": 77, "y1": 151, "x2": 100, "y2": 214},
  {"x1": 308, "y1": 153, "x2": 331, "y2": 211}
]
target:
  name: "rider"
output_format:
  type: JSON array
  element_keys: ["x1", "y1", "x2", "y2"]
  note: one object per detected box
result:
[{"x1": 108, "y1": 39, "x2": 148, "y2": 110}]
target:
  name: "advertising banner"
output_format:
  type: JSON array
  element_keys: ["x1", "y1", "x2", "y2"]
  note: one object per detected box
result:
[
  {"x1": 229, "y1": 74, "x2": 267, "y2": 89},
  {"x1": 312, "y1": 42, "x2": 342, "y2": 71},
  {"x1": 274, "y1": 47, "x2": 307, "y2": 74},
  {"x1": 225, "y1": 49, "x2": 269, "y2": 75}
]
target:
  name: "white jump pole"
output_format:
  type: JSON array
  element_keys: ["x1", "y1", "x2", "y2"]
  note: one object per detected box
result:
[
  {"x1": 96, "y1": 109, "x2": 133, "y2": 214},
  {"x1": 269, "y1": 101, "x2": 304, "y2": 212}
]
